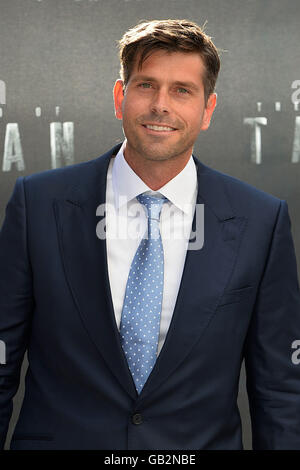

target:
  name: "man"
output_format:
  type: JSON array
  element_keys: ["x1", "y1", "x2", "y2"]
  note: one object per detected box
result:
[{"x1": 0, "y1": 19, "x2": 300, "y2": 450}]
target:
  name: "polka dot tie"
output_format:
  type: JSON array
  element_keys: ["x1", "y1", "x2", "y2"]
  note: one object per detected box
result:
[{"x1": 120, "y1": 193, "x2": 168, "y2": 394}]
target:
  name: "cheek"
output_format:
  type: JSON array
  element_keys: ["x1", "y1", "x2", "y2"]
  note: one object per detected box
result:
[
  {"x1": 122, "y1": 98, "x2": 139, "y2": 121},
  {"x1": 193, "y1": 107, "x2": 206, "y2": 130},
  {"x1": 178, "y1": 101, "x2": 205, "y2": 129},
  {"x1": 186, "y1": 111, "x2": 205, "y2": 133}
]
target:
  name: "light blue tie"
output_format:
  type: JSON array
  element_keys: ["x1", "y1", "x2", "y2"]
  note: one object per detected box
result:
[{"x1": 120, "y1": 193, "x2": 167, "y2": 394}]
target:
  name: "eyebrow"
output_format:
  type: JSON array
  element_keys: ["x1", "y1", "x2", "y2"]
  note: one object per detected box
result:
[{"x1": 130, "y1": 76, "x2": 200, "y2": 92}]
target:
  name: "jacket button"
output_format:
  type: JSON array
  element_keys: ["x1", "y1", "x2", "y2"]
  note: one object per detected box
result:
[{"x1": 132, "y1": 413, "x2": 143, "y2": 425}]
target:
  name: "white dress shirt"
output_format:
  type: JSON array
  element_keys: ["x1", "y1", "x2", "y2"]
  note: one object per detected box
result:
[{"x1": 105, "y1": 141, "x2": 198, "y2": 355}]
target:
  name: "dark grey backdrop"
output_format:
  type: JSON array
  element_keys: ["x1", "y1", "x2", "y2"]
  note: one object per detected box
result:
[{"x1": 1, "y1": 0, "x2": 300, "y2": 450}]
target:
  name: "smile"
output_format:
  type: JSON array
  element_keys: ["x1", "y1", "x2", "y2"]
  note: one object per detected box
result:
[{"x1": 143, "y1": 124, "x2": 177, "y2": 132}]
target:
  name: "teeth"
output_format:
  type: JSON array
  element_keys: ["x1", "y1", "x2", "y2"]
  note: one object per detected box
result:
[{"x1": 145, "y1": 124, "x2": 174, "y2": 131}]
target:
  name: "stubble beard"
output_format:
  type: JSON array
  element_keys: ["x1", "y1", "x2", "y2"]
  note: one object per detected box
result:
[{"x1": 124, "y1": 127, "x2": 194, "y2": 164}]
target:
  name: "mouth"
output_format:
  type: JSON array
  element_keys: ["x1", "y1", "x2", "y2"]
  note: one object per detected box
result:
[{"x1": 142, "y1": 123, "x2": 178, "y2": 133}]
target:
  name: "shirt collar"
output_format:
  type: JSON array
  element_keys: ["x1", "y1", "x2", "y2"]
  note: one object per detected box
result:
[{"x1": 112, "y1": 141, "x2": 197, "y2": 215}]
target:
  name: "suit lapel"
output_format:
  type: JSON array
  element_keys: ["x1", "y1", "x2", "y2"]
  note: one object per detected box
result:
[
  {"x1": 137, "y1": 157, "x2": 247, "y2": 403},
  {"x1": 54, "y1": 144, "x2": 138, "y2": 400}
]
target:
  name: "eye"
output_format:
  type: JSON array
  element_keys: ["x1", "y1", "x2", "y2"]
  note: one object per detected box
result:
[
  {"x1": 177, "y1": 87, "x2": 189, "y2": 94},
  {"x1": 138, "y1": 83, "x2": 152, "y2": 89}
]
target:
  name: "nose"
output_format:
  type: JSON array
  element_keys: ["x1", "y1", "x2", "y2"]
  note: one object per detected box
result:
[{"x1": 150, "y1": 88, "x2": 170, "y2": 114}]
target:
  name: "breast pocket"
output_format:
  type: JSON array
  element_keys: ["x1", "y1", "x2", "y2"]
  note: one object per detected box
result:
[{"x1": 218, "y1": 286, "x2": 254, "y2": 307}]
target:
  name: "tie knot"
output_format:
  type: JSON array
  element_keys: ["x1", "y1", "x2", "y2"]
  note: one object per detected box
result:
[{"x1": 136, "y1": 193, "x2": 168, "y2": 220}]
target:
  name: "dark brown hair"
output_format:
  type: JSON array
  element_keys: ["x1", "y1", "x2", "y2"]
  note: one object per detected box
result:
[{"x1": 118, "y1": 19, "x2": 221, "y2": 103}]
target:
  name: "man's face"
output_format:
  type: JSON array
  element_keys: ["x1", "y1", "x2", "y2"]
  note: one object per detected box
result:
[{"x1": 114, "y1": 50, "x2": 216, "y2": 164}]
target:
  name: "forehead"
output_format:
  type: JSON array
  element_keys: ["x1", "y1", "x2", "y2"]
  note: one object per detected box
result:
[{"x1": 130, "y1": 50, "x2": 205, "y2": 85}]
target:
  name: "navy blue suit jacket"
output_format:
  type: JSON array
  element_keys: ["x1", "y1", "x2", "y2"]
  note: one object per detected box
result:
[{"x1": 1, "y1": 143, "x2": 300, "y2": 450}]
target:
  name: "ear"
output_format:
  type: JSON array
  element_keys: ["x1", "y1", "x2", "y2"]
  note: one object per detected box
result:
[
  {"x1": 201, "y1": 93, "x2": 217, "y2": 131},
  {"x1": 113, "y1": 79, "x2": 124, "y2": 120}
]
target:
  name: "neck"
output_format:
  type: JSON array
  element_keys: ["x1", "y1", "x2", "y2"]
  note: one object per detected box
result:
[{"x1": 123, "y1": 149, "x2": 192, "y2": 191}]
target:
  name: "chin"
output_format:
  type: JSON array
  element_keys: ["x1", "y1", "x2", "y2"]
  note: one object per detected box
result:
[{"x1": 138, "y1": 144, "x2": 180, "y2": 161}]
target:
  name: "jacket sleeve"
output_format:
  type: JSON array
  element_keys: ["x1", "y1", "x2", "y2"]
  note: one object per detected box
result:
[
  {"x1": 0, "y1": 177, "x2": 34, "y2": 449},
  {"x1": 244, "y1": 200, "x2": 300, "y2": 449}
]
